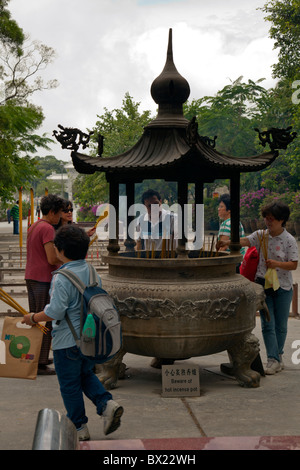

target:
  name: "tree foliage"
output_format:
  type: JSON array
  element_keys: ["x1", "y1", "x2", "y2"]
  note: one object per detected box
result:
[
  {"x1": 73, "y1": 93, "x2": 153, "y2": 206},
  {"x1": 0, "y1": 102, "x2": 51, "y2": 199},
  {"x1": 30, "y1": 155, "x2": 67, "y2": 197},
  {"x1": 0, "y1": 37, "x2": 58, "y2": 105},
  {"x1": 0, "y1": 0, "x2": 58, "y2": 202},
  {"x1": 70, "y1": 1, "x2": 300, "y2": 210},
  {"x1": 0, "y1": 0, "x2": 24, "y2": 55},
  {"x1": 259, "y1": 1, "x2": 300, "y2": 187},
  {"x1": 184, "y1": 76, "x2": 269, "y2": 158},
  {"x1": 261, "y1": 0, "x2": 300, "y2": 80}
]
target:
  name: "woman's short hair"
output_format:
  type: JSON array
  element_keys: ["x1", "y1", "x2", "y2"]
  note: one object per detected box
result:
[
  {"x1": 62, "y1": 199, "x2": 73, "y2": 211},
  {"x1": 218, "y1": 194, "x2": 231, "y2": 211},
  {"x1": 261, "y1": 201, "x2": 290, "y2": 227}
]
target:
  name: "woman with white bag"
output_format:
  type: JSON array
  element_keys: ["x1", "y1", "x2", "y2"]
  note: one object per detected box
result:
[{"x1": 217, "y1": 201, "x2": 298, "y2": 375}]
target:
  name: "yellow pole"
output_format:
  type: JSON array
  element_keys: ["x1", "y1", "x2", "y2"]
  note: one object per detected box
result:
[
  {"x1": 30, "y1": 188, "x2": 34, "y2": 226},
  {"x1": 45, "y1": 187, "x2": 48, "y2": 196},
  {"x1": 18, "y1": 187, "x2": 22, "y2": 267}
]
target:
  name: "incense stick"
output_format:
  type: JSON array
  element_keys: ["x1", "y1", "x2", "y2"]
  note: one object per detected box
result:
[
  {"x1": 161, "y1": 237, "x2": 166, "y2": 258},
  {"x1": 257, "y1": 230, "x2": 268, "y2": 260},
  {"x1": 209, "y1": 235, "x2": 215, "y2": 257},
  {"x1": 170, "y1": 233, "x2": 175, "y2": 258},
  {"x1": 0, "y1": 288, "x2": 48, "y2": 334},
  {"x1": 151, "y1": 241, "x2": 155, "y2": 259}
]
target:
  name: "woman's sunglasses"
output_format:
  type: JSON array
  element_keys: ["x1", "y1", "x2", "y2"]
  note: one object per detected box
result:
[{"x1": 63, "y1": 208, "x2": 73, "y2": 213}]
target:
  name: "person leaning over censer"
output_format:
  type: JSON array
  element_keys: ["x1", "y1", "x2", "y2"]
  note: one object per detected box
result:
[
  {"x1": 217, "y1": 200, "x2": 298, "y2": 376},
  {"x1": 25, "y1": 194, "x2": 65, "y2": 375},
  {"x1": 136, "y1": 189, "x2": 178, "y2": 369}
]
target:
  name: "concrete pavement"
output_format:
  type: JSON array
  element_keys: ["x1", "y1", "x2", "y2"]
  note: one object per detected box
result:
[{"x1": 1, "y1": 318, "x2": 300, "y2": 450}]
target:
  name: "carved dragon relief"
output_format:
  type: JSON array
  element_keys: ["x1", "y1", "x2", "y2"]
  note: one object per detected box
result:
[
  {"x1": 254, "y1": 126, "x2": 297, "y2": 151},
  {"x1": 186, "y1": 116, "x2": 217, "y2": 148},
  {"x1": 53, "y1": 124, "x2": 104, "y2": 156}
]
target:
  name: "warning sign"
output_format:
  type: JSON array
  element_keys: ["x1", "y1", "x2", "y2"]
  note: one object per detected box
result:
[{"x1": 162, "y1": 364, "x2": 200, "y2": 397}]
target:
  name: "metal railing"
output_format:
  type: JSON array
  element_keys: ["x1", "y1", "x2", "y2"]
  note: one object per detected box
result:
[{"x1": 32, "y1": 409, "x2": 79, "y2": 450}]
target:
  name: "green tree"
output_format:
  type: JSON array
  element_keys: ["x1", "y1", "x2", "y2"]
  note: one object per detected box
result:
[
  {"x1": 183, "y1": 75, "x2": 299, "y2": 194},
  {"x1": 0, "y1": 0, "x2": 58, "y2": 202},
  {"x1": 184, "y1": 77, "x2": 269, "y2": 158},
  {"x1": 0, "y1": 0, "x2": 24, "y2": 55},
  {"x1": 73, "y1": 93, "x2": 153, "y2": 207},
  {"x1": 261, "y1": 0, "x2": 300, "y2": 80},
  {"x1": 1, "y1": 36, "x2": 58, "y2": 105},
  {"x1": 260, "y1": 1, "x2": 300, "y2": 187},
  {"x1": 183, "y1": 77, "x2": 273, "y2": 194},
  {"x1": 31, "y1": 155, "x2": 67, "y2": 197},
  {"x1": 0, "y1": 102, "x2": 50, "y2": 200},
  {"x1": 255, "y1": 79, "x2": 299, "y2": 192}
]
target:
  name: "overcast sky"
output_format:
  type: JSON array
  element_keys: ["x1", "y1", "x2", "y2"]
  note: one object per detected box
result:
[{"x1": 9, "y1": 0, "x2": 278, "y2": 162}]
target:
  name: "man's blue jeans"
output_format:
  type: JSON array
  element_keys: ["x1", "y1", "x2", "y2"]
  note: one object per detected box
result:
[
  {"x1": 53, "y1": 346, "x2": 112, "y2": 429},
  {"x1": 260, "y1": 287, "x2": 293, "y2": 362}
]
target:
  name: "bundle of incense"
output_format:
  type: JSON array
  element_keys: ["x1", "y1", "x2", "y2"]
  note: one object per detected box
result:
[
  {"x1": 88, "y1": 210, "x2": 108, "y2": 247},
  {"x1": 93, "y1": 210, "x2": 109, "y2": 229},
  {"x1": 0, "y1": 288, "x2": 48, "y2": 335},
  {"x1": 257, "y1": 230, "x2": 268, "y2": 260},
  {"x1": 89, "y1": 234, "x2": 98, "y2": 247}
]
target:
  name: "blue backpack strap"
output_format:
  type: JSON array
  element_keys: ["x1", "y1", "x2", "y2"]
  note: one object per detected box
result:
[
  {"x1": 87, "y1": 263, "x2": 100, "y2": 287},
  {"x1": 57, "y1": 268, "x2": 86, "y2": 294}
]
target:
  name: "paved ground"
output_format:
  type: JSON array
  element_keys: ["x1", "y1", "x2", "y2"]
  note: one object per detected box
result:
[
  {"x1": 0, "y1": 220, "x2": 300, "y2": 451},
  {"x1": 1, "y1": 318, "x2": 300, "y2": 451}
]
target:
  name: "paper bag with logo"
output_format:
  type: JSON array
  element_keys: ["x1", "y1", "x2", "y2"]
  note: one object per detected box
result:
[{"x1": 0, "y1": 316, "x2": 44, "y2": 380}]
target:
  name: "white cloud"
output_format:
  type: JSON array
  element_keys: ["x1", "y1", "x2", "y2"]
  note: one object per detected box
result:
[{"x1": 8, "y1": 0, "x2": 278, "y2": 161}]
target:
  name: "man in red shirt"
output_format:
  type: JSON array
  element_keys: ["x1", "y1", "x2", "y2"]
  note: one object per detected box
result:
[{"x1": 25, "y1": 194, "x2": 65, "y2": 375}]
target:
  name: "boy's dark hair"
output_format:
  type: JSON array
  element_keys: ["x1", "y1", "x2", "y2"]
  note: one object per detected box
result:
[
  {"x1": 40, "y1": 194, "x2": 65, "y2": 215},
  {"x1": 219, "y1": 194, "x2": 231, "y2": 211},
  {"x1": 261, "y1": 201, "x2": 290, "y2": 227},
  {"x1": 141, "y1": 189, "x2": 161, "y2": 204},
  {"x1": 54, "y1": 225, "x2": 90, "y2": 260}
]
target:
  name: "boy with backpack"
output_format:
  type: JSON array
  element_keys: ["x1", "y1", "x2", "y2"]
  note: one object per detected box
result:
[{"x1": 22, "y1": 224, "x2": 124, "y2": 441}]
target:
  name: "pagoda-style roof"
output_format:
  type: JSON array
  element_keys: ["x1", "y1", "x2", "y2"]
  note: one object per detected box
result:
[
  {"x1": 54, "y1": 29, "x2": 295, "y2": 183},
  {"x1": 71, "y1": 126, "x2": 277, "y2": 182}
]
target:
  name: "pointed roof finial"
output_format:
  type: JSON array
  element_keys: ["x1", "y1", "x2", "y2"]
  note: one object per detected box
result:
[
  {"x1": 149, "y1": 28, "x2": 190, "y2": 127},
  {"x1": 167, "y1": 28, "x2": 173, "y2": 61}
]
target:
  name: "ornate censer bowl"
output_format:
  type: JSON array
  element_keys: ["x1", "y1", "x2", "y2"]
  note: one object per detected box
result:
[{"x1": 98, "y1": 251, "x2": 263, "y2": 389}]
